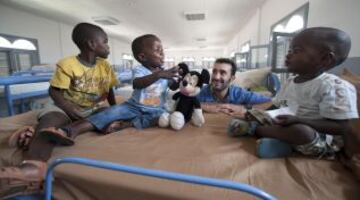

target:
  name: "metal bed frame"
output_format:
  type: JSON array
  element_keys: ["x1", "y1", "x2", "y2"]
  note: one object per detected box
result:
[{"x1": 10, "y1": 157, "x2": 277, "y2": 200}]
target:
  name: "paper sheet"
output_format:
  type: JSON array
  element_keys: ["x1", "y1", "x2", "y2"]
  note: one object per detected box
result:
[{"x1": 265, "y1": 107, "x2": 295, "y2": 118}]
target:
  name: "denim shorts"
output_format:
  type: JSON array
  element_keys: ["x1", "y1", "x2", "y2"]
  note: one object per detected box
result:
[{"x1": 86, "y1": 101, "x2": 165, "y2": 130}]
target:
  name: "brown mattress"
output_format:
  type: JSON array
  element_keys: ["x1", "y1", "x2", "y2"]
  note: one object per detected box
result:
[{"x1": 0, "y1": 110, "x2": 359, "y2": 200}]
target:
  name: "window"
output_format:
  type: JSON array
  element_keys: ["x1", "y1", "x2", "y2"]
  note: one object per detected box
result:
[
  {"x1": 250, "y1": 44, "x2": 270, "y2": 69},
  {"x1": 270, "y1": 3, "x2": 309, "y2": 35},
  {"x1": 202, "y1": 57, "x2": 215, "y2": 69},
  {"x1": 182, "y1": 57, "x2": 195, "y2": 69},
  {"x1": 164, "y1": 57, "x2": 175, "y2": 69},
  {"x1": 269, "y1": 3, "x2": 309, "y2": 73},
  {"x1": 0, "y1": 33, "x2": 40, "y2": 76},
  {"x1": 235, "y1": 41, "x2": 250, "y2": 70}
]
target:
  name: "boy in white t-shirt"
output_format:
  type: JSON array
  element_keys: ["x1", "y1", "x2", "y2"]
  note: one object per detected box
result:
[{"x1": 229, "y1": 27, "x2": 358, "y2": 158}]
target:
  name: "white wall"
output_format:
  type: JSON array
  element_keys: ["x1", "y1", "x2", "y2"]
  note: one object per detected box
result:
[
  {"x1": 226, "y1": 0, "x2": 360, "y2": 57},
  {"x1": 308, "y1": 0, "x2": 360, "y2": 57},
  {"x1": 165, "y1": 49, "x2": 224, "y2": 66},
  {"x1": 0, "y1": 4, "x2": 131, "y2": 65},
  {"x1": 258, "y1": 0, "x2": 307, "y2": 45}
]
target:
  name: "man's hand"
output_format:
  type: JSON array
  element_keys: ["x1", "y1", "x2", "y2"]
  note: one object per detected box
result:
[
  {"x1": 219, "y1": 104, "x2": 247, "y2": 118},
  {"x1": 157, "y1": 66, "x2": 180, "y2": 79},
  {"x1": 274, "y1": 115, "x2": 300, "y2": 126}
]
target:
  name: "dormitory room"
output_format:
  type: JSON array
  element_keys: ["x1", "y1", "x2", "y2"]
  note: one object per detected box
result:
[{"x1": 0, "y1": 0, "x2": 359, "y2": 199}]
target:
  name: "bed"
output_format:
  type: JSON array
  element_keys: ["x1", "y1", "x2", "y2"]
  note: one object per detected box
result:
[{"x1": 1, "y1": 109, "x2": 359, "y2": 200}]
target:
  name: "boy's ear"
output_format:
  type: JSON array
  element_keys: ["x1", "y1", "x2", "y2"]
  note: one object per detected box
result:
[
  {"x1": 137, "y1": 53, "x2": 146, "y2": 62},
  {"x1": 322, "y1": 51, "x2": 336, "y2": 68},
  {"x1": 87, "y1": 40, "x2": 96, "y2": 51}
]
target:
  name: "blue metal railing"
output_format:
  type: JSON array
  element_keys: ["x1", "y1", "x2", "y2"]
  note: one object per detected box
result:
[{"x1": 45, "y1": 157, "x2": 277, "y2": 200}]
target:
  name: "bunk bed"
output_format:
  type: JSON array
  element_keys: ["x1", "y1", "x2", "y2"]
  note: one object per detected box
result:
[
  {"x1": 1, "y1": 69, "x2": 359, "y2": 199},
  {"x1": 1, "y1": 109, "x2": 359, "y2": 200}
]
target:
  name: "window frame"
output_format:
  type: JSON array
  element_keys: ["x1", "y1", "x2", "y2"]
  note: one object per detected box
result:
[{"x1": 0, "y1": 33, "x2": 40, "y2": 75}]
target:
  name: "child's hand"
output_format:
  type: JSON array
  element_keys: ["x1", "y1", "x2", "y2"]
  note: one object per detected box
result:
[
  {"x1": 62, "y1": 104, "x2": 85, "y2": 120},
  {"x1": 157, "y1": 66, "x2": 180, "y2": 79},
  {"x1": 274, "y1": 115, "x2": 299, "y2": 126}
]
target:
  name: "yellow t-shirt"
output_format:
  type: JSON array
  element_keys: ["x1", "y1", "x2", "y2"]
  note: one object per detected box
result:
[{"x1": 50, "y1": 56, "x2": 119, "y2": 108}]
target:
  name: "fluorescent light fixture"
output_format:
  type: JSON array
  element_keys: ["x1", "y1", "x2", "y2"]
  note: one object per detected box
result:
[{"x1": 92, "y1": 16, "x2": 120, "y2": 25}]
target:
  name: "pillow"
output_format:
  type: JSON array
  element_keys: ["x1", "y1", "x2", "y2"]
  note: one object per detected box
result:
[
  {"x1": 232, "y1": 67, "x2": 271, "y2": 89},
  {"x1": 340, "y1": 68, "x2": 360, "y2": 180}
]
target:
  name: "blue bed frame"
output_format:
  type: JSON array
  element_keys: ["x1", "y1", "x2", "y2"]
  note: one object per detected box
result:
[
  {"x1": 0, "y1": 73, "x2": 132, "y2": 116},
  {"x1": 0, "y1": 75, "x2": 52, "y2": 116},
  {"x1": 9, "y1": 157, "x2": 277, "y2": 200}
]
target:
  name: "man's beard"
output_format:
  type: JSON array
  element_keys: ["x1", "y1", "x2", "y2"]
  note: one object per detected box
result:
[{"x1": 211, "y1": 79, "x2": 231, "y2": 91}]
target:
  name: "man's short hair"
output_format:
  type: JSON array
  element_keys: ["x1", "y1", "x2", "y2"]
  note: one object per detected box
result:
[
  {"x1": 72, "y1": 23, "x2": 105, "y2": 50},
  {"x1": 214, "y1": 58, "x2": 236, "y2": 75},
  {"x1": 131, "y1": 34, "x2": 160, "y2": 62}
]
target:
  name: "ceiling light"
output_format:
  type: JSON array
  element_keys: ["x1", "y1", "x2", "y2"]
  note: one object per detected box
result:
[
  {"x1": 196, "y1": 38, "x2": 206, "y2": 42},
  {"x1": 92, "y1": 16, "x2": 120, "y2": 25},
  {"x1": 184, "y1": 12, "x2": 206, "y2": 21}
]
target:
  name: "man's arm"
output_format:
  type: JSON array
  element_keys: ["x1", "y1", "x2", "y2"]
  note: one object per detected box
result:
[
  {"x1": 275, "y1": 115, "x2": 351, "y2": 135},
  {"x1": 49, "y1": 86, "x2": 83, "y2": 120},
  {"x1": 200, "y1": 103, "x2": 222, "y2": 113}
]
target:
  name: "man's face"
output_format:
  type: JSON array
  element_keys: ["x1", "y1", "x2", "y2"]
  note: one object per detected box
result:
[{"x1": 211, "y1": 63, "x2": 234, "y2": 92}]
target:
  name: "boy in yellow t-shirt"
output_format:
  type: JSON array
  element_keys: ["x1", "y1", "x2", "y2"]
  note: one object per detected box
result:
[{"x1": 0, "y1": 22, "x2": 118, "y2": 199}]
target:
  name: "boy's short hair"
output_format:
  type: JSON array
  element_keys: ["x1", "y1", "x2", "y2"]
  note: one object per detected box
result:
[
  {"x1": 131, "y1": 34, "x2": 160, "y2": 62},
  {"x1": 299, "y1": 27, "x2": 351, "y2": 67},
  {"x1": 214, "y1": 58, "x2": 237, "y2": 76},
  {"x1": 72, "y1": 23, "x2": 105, "y2": 50}
]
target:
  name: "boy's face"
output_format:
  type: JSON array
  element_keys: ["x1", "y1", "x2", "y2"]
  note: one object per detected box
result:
[
  {"x1": 285, "y1": 34, "x2": 324, "y2": 75},
  {"x1": 93, "y1": 32, "x2": 110, "y2": 59},
  {"x1": 139, "y1": 39, "x2": 164, "y2": 68}
]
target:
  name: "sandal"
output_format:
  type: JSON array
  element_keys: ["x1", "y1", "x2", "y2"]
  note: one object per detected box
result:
[
  {"x1": 40, "y1": 127, "x2": 75, "y2": 146},
  {"x1": 0, "y1": 160, "x2": 47, "y2": 199},
  {"x1": 8, "y1": 126, "x2": 35, "y2": 150}
]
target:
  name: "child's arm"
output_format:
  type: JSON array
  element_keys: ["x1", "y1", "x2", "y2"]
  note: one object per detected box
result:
[
  {"x1": 275, "y1": 115, "x2": 351, "y2": 135},
  {"x1": 133, "y1": 67, "x2": 179, "y2": 89},
  {"x1": 107, "y1": 88, "x2": 116, "y2": 106},
  {"x1": 49, "y1": 86, "x2": 84, "y2": 120}
]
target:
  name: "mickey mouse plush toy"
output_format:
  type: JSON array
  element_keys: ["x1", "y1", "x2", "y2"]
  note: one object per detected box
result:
[{"x1": 159, "y1": 63, "x2": 210, "y2": 130}]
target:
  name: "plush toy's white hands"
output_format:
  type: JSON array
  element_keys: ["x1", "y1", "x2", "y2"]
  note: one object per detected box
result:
[
  {"x1": 191, "y1": 109, "x2": 205, "y2": 127},
  {"x1": 170, "y1": 111, "x2": 185, "y2": 130},
  {"x1": 159, "y1": 112, "x2": 170, "y2": 127},
  {"x1": 165, "y1": 99, "x2": 176, "y2": 112},
  {"x1": 164, "y1": 89, "x2": 177, "y2": 112}
]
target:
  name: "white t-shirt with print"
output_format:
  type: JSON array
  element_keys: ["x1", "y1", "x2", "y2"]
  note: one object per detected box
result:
[
  {"x1": 273, "y1": 73, "x2": 358, "y2": 120},
  {"x1": 129, "y1": 65, "x2": 169, "y2": 108}
]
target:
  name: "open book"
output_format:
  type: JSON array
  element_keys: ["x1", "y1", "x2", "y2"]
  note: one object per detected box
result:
[
  {"x1": 247, "y1": 107, "x2": 295, "y2": 126},
  {"x1": 265, "y1": 107, "x2": 295, "y2": 118}
]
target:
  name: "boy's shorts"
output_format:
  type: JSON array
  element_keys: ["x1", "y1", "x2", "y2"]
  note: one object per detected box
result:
[
  {"x1": 294, "y1": 132, "x2": 343, "y2": 159},
  {"x1": 37, "y1": 100, "x2": 105, "y2": 121},
  {"x1": 37, "y1": 104, "x2": 69, "y2": 120}
]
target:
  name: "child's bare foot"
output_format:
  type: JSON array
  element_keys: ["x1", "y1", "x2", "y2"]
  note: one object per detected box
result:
[
  {"x1": 8, "y1": 126, "x2": 35, "y2": 150},
  {"x1": 103, "y1": 121, "x2": 132, "y2": 134},
  {"x1": 39, "y1": 127, "x2": 75, "y2": 146}
]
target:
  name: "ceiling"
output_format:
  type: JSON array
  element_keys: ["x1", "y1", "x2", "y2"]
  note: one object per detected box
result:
[{"x1": 1, "y1": 0, "x2": 266, "y2": 51}]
